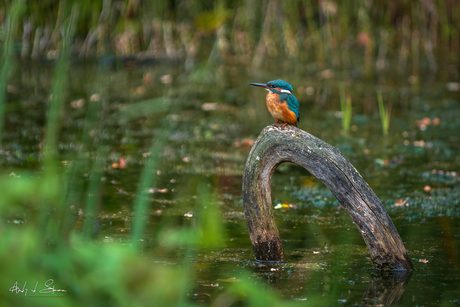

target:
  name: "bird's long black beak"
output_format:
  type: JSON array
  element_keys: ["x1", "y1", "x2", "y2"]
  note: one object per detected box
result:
[{"x1": 249, "y1": 83, "x2": 269, "y2": 89}]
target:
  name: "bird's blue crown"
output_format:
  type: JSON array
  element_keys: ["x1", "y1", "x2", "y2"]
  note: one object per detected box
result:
[{"x1": 267, "y1": 79, "x2": 293, "y2": 93}]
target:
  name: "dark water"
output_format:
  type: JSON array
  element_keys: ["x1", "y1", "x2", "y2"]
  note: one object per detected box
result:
[{"x1": 3, "y1": 58, "x2": 460, "y2": 305}]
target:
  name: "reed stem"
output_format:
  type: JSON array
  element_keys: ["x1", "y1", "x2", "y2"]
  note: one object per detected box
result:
[
  {"x1": 377, "y1": 91, "x2": 392, "y2": 136},
  {"x1": 339, "y1": 83, "x2": 352, "y2": 136},
  {"x1": 0, "y1": 0, "x2": 25, "y2": 147}
]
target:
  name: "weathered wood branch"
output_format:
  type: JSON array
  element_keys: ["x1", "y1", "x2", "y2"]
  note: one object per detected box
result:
[{"x1": 242, "y1": 125, "x2": 414, "y2": 271}]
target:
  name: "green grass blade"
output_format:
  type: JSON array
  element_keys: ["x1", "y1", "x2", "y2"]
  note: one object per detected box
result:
[
  {"x1": 38, "y1": 4, "x2": 79, "y2": 238},
  {"x1": 377, "y1": 90, "x2": 389, "y2": 136},
  {"x1": 131, "y1": 118, "x2": 176, "y2": 250},
  {"x1": 0, "y1": 0, "x2": 25, "y2": 147},
  {"x1": 339, "y1": 83, "x2": 352, "y2": 135}
]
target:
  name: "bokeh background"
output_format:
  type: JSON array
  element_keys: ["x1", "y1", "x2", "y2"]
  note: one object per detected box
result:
[{"x1": 0, "y1": 0, "x2": 459, "y2": 306}]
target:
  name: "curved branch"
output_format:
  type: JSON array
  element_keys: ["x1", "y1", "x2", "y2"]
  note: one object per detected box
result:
[{"x1": 242, "y1": 125, "x2": 413, "y2": 270}]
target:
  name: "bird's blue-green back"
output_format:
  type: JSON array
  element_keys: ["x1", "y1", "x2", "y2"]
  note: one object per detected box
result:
[{"x1": 285, "y1": 95, "x2": 300, "y2": 121}]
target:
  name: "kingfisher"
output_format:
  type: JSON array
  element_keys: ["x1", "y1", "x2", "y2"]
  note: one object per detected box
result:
[{"x1": 249, "y1": 79, "x2": 300, "y2": 128}]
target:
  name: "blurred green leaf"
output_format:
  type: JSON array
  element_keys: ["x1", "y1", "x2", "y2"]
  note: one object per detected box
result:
[{"x1": 110, "y1": 98, "x2": 170, "y2": 124}]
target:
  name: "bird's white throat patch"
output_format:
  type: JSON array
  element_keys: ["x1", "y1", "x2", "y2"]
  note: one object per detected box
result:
[{"x1": 265, "y1": 88, "x2": 291, "y2": 94}]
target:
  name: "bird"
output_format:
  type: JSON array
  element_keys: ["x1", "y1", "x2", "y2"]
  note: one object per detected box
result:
[{"x1": 249, "y1": 79, "x2": 299, "y2": 128}]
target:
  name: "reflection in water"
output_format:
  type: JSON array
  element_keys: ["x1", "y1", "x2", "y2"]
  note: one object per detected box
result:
[
  {"x1": 252, "y1": 262, "x2": 412, "y2": 306},
  {"x1": 361, "y1": 271, "x2": 412, "y2": 306}
]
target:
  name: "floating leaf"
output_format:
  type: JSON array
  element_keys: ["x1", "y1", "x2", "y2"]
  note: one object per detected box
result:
[{"x1": 394, "y1": 198, "x2": 409, "y2": 207}]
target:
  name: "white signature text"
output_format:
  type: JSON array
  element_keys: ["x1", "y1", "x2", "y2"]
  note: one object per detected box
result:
[{"x1": 9, "y1": 279, "x2": 67, "y2": 296}]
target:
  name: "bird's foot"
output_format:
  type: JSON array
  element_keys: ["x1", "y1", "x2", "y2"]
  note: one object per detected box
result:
[{"x1": 281, "y1": 122, "x2": 288, "y2": 128}]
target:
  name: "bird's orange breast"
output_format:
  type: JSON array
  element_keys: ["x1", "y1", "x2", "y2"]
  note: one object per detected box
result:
[{"x1": 266, "y1": 93, "x2": 298, "y2": 125}]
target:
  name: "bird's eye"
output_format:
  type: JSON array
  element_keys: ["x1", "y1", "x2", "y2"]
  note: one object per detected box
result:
[{"x1": 267, "y1": 84, "x2": 274, "y2": 88}]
